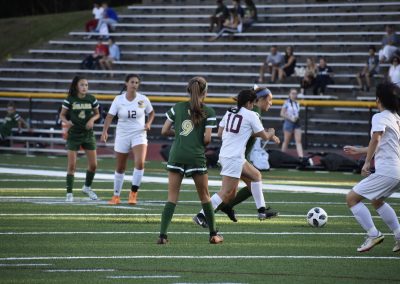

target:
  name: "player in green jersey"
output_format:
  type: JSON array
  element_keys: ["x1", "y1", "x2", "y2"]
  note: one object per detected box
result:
[
  {"x1": 0, "y1": 101, "x2": 29, "y2": 142},
  {"x1": 59, "y1": 76, "x2": 100, "y2": 202},
  {"x1": 157, "y1": 76, "x2": 223, "y2": 245}
]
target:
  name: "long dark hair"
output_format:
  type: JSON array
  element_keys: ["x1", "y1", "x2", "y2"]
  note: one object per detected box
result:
[
  {"x1": 187, "y1": 76, "x2": 207, "y2": 126},
  {"x1": 230, "y1": 89, "x2": 257, "y2": 113},
  {"x1": 119, "y1": 74, "x2": 141, "y2": 95},
  {"x1": 68, "y1": 75, "x2": 87, "y2": 97},
  {"x1": 376, "y1": 82, "x2": 400, "y2": 114}
]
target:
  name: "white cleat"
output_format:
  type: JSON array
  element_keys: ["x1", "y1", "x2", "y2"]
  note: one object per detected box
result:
[
  {"x1": 82, "y1": 186, "x2": 98, "y2": 200},
  {"x1": 393, "y1": 239, "x2": 400, "y2": 253},
  {"x1": 357, "y1": 233, "x2": 384, "y2": 252},
  {"x1": 65, "y1": 193, "x2": 73, "y2": 202}
]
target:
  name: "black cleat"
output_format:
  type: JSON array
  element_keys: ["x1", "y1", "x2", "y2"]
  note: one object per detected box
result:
[
  {"x1": 258, "y1": 206, "x2": 279, "y2": 220},
  {"x1": 220, "y1": 206, "x2": 238, "y2": 222},
  {"x1": 192, "y1": 213, "x2": 209, "y2": 228}
]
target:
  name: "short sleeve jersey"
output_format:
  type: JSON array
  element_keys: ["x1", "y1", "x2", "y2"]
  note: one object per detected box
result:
[
  {"x1": 282, "y1": 99, "x2": 300, "y2": 121},
  {"x1": 166, "y1": 102, "x2": 216, "y2": 165},
  {"x1": 245, "y1": 105, "x2": 262, "y2": 159},
  {"x1": 0, "y1": 112, "x2": 20, "y2": 137},
  {"x1": 62, "y1": 94, "x2": 99, "y2": 134},
  {"x1": 219, "y1": 107, "x2": 264, "y2": 160},
  {"x1": 108, "y1": 92, "x2": 153, "y2": 139},
  {"x1": 370, "y1": 110, "x2": 400, "y2": 179}
]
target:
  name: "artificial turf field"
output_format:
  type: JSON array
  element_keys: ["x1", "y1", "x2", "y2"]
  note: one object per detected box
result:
[{"x1": 0, "y1": 154, "x2": 399, "y2": 283}]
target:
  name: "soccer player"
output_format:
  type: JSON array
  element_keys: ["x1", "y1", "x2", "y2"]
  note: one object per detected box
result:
[
  {"x1": 101, "y1": 74, "x2": 155, "y2": 205},
  {"x1": 157, "y1": 76, "x2": 223, "y2": 245},
  {"x1": 60, "y1": 76, "x2": 100, "y2": 202},
  {"x1": 193, "y1": 89, "x2": 280, "y2": 227},
  {"x1": 344, "y1": 82, "x2": 400, "y2": 253}
]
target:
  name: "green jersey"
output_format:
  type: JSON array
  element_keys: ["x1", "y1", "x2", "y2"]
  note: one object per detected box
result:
[
  {"x1": 62, "y1": 94, "x2": 99, "y2": 136},
  {"x1": 245, "y1": 105, "x2": 262, "y2": 159},
  {"x1": 0, "y1": 112, "x2": 21, "y2": 138},
  {"x1": 166, "y1": 102, "x2": 217, "y2": 165}
]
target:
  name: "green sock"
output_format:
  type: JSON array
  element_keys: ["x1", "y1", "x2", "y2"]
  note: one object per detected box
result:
[
  {"x1": 228, "y1": 186, "x2": 252, "y2": 208},
  {"x1": 160, "y1": 201, "x2": 176, "y2": 236},
  {"x1": 85, "y1": 170, "x2": 95, "y2": 187},
  {"x1": 202, "y1": 202, "x2": 217, "y2": 233},
  {"x1": 66, "y1": 174, "x2": 74, "y2": 193}
]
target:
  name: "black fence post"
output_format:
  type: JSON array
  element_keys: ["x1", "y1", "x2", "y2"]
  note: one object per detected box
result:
[{"x1": 304, "y1": 105, "x2": 308, "y2": 150}]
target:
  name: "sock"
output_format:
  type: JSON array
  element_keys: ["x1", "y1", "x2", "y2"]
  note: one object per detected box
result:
[
  {"x1": 202, "y1": 202, "x2": 217, "y2": 233},
  {"x1": 251, "y1": 181, "x2": 265, "y2": 209},
  {"x1": 113, "y1": 172, "x2": 125, "y2": 196},
  {"x1": 376, "y1": 203, "x2": 400, "y2": 239},
  {"x1": 84, "y1": 170, "x2": 95, "y2": 187},
  {"x1": 159, "y1": 201, "x2": 176, "y2": 236},
  {"x1": 350, "y1": 202, "x2": 379, "y2": 237},
  {"x1": 227, "y1": 186, "x2": 252, "y2": 208},
  {"x1": 132, "y1": 168, "x2": 144, "y2": 191},
  {"x1": 66, "y1": 174, "x2": 74, "y2": 193},
  {"x1": 200, "y1": 193, "x2": 223, "y2": 215}
]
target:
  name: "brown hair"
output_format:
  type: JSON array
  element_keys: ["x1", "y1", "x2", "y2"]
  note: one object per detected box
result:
[{"x1": 187, "y1": 76, "x2": 207, "y2": 126}]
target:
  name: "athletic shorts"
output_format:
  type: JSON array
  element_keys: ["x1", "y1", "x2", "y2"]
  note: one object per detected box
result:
[
  {"x1": 353, "y1": 174, "x2": 400, "y2": 200},
  {"x1": 219, "y1": 157, "x2": 245, "y2": 179},
  {"x1": 66, "y1": 131, "x2": 96, "y2": 151},
  {"x1": 283, "y1": 120, "x2": 301, "y2": 132},
  {"x1": 114, "y1": 131, "x2": 147, "y2": 153},
  {"x1": 166, "y1": 162, "x2": 207, "y2": 177}
]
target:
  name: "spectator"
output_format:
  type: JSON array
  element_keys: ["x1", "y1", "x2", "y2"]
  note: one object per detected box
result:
[
  {"x1": 388, "y1": 53, "x2": 400, "y2": 86},
  {"x1": 243, "y1": 0, "x2": 257, "y2": 29},
  {"x1": 278, "y1": 46, "x2": 296, "y2": 82},
  {"x1": 85, "y1": 3, "x2": 104, "y2": 38},
  {"x1": 378, "y1": 25, "x2": 400, "y2": 63},
  {"x1": 209, "y1": 9, "x2": 242, "y2": 41},
  {"x1": 209, "y1": 0, "x2": 230, "y2": 32},
  {"x1": 232, "y1": 0, "x2": 245, "y2": 18},
  {"x1": 80, "y1": 38, "x2": 109, "y2": 70},
  {"x1": 0, "y1": 101, "x2": 30, "y2": 143},
  {"x1": 95, "y1": 2, "x2": 119, "y2": 33},
  {"x1": 313, "y1": 57, "x2": 334, "y2": 96},
  {"x1": 300, "y1": 57, "x2": 317, "y2": 95},
  {"x1": 99, "y1": 37, "x2": 120, "y2": 77},
  {"x1": 258, "y1": 46, "x2": 284, "y2": 83},
  {"x1": 356, "y1": 45, "x2": 379, "y2": 92}
]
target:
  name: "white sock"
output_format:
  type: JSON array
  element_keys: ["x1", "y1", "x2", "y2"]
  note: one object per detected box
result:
[
  {"x1": 132, "y1": 168, "x2": 144, "y2": 188},
  {"x1": 113, "y1": 172, "x2": 125, "y2": 196},
  {"x1": 376, "y1": 203, "x2": 400, "y2": 239},
  {"x1": 350, "y1": 202, "x2": 379, "y2": 237},
  {"x1": 251, "y1": 181, "x2": 265, "y2": 209},
  {"x1": 200, "y1": 193, "x2": 223, "y2": 215}
]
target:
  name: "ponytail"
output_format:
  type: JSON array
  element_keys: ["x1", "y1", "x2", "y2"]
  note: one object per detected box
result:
[
  {"x1": 187, "y1": 76, "x2": 207, "y2": 126},
  {"x1": 230, "y1": 89, "x2": 257, "y2": 113}
]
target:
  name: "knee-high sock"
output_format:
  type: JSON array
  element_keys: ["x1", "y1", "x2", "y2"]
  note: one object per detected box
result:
[
  {"x1": 251, "y1": 181, "x2": 265, "y2": 209},
  {"x1": 113, "y1": 172, "x2": 125, "y2": 196},
  {"x1": 227, "y1": 186, "x2": 252, "y2": 208},
  {"x1": 350, "y1": 202, "x2": 379, "y2": 237},
  {"x1": 202, "y1": 202, "x2": 217, "y2": 233},
  {"x1": 159, "y1": 201, "x2": 176, "y2": 236},
  {"x1": 84, "y1": 170, "x2": 95, "y2": 187},
  {"x1": 66, "y1": 174, "x2": 74, "y2": 193},
  {"x1": 132, "y1": 168, "x2": 144, "y2": 188},
  {"x1": 376, "y1": 203, "x2": 400, "y2": 239},
  {"x1": 200, "y1": 193, "x2": 223, "y2": 215}
]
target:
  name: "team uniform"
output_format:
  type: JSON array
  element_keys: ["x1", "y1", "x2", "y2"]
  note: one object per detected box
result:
[
  {"x1": 62, "y1": 94, "x2": 99, "y2": 151},
  {"x1": 166, "y1": 101, "x2": 217, "y2": 177},
  {"x1": 0, "y1": 112, "x2": 21, "y2": 140},
  {"x1": 282, "y1": 98, "x2": 301, "y2": 132},
  {"x1": 245, "y1": 105, "x2": 261, "y2": 159},
  {"x1": 108, "y1": 92, "x2": 153, "y2": 153},
  {"x1": 219, "y1": 107, "x2": 264, "y2": 178}
]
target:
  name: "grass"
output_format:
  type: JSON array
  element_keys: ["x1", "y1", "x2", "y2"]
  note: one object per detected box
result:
[{"x1": 0, "y1": 154, "x2": 399, "y2": 283}]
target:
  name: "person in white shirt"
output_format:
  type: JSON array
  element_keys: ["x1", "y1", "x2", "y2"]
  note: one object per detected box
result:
[
  {"x1": 99, "y1": 37, "x2": 121, "y2": 78},
  {"x1": 84, "y1": 3, "x2": 105, "y2": 37},
  {"x1": 388, "y1": 55, "x2": 400, "y2": 86},
  {"x1": 101, "y1": 74, "x2": 155, "y2": 205},
  {"x1": 344, "y1": 82, "x2": 400, "y2": 253},
  {"x1": 193, "y1": 89, "x2": 280, "y2": 227}
]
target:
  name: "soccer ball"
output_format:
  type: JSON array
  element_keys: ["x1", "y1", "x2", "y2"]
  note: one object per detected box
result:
[{"x1": 307, "y1": 207, "x2": 328, "y2": 227}]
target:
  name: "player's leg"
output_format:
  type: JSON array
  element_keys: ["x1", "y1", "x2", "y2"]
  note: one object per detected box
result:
[
  {"x1": 66, "y1": 150, "x2": 77, "y2": 202},
  {"x1": 129, "y1": 144, "x2": 147, "y2": 205},
  {"x1": 81, "y1": 149, "x2": 98, "y2": 200},
  {"x1": 281, "y1": 129, "x2": 293, "y2": 153},
  {"x1": 294, "y1": 128, "x2": 304, "y2": 158},
  {"x1": 109, "y1": 152, "x2": 129, "y2": 204}
]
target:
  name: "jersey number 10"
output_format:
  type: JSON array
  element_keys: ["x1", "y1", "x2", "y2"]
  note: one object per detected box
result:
[{"x1": 225, "y1": 113, "x2": 243, "y2": 134}]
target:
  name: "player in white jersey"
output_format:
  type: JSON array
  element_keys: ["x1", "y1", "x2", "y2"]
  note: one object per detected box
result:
[
  {"x1": 344, "y1": 82, "x2": 400, "y2": 253},
  {"x1": 101, "y1": 74, "x2": 155, "y2": 205},
  {"x1": 194, "y1": 89, "x2": 280, "y2": 227}
]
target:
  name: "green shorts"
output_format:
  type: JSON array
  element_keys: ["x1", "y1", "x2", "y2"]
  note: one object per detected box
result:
[
  {"x1": 66, "y1": 131, "x2": 96, "y2": 151},
  {"x1": 166, "y1": 162, "x2": 208, "y2": 177}
]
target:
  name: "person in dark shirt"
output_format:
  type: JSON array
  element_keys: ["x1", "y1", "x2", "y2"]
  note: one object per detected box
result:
[
  {"x1": 313, "y1": 58, "x2": 334, "y2": 96},
  {"x1": 209, "y1": 0, "x2": 230, "y2": 32}
]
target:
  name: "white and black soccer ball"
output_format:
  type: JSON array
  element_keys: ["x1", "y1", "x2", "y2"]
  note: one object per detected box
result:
[{"x1": 307, "y1": 207, "x2": 328, "y2": 227}]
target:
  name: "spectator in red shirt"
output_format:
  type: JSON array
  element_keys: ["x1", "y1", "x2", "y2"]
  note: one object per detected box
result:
[{"x1": 80, "y1": 38, "x2": 109, "y2": 70}]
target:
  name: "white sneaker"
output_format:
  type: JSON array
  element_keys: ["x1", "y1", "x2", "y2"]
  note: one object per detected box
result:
[
  {"x1": 357, "y1": 233, "x2": 384, "y2": 252},
  {"x1": 66, "y1": 193, "x2": 73, "y2": 202},
  {"x1": 393, "y1": 239, "x2": 400, "y2": 252},
  {"x1": 82, "y1": 186, "x2": 98, "y2": 200}
]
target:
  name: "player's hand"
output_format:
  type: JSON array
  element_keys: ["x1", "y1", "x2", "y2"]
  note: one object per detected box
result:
[
  {"x1": 361, "y1": 162, "x2": 371, "y2": 177},
  {"x1": 272, "y1": 135, "x2": 280, "y2": 144},
  {"x1": 85, "y1": 120, "x2": 94, "y2": 130},
  {"x1": 343, "y1": 145, "x2": 358, "y2": 155},
  {"x1": 144, "y1": 123, "x2": 151, "y2": 131},
  {"x1": 101, "y1": 132, "x2": 108, "y2": 143},
  {"x1": 267, "y1": 128, "x2": 275, "y2": 136}
]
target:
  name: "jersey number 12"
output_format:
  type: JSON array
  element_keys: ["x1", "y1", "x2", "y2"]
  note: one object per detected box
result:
[{"x1": 128, "y1": 110, "x2": 136, "y2": 119}]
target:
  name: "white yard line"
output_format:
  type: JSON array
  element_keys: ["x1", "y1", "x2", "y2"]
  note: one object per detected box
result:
[
  {"x1": 0, "y1": 263, "x2": 52, "y2": 267},
  {"x1": 45, "y1": 269, "x2": 114, "y2": 272},
  {"x1": 107, "y1": 275, "x2": 180, "y2": 279}
]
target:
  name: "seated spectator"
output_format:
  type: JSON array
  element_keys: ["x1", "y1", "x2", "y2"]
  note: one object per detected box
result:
[
  {"x1": 356, "y1": 45, "x2": 379, "y2": 92},
  {"x1": 95, "y1": 2, "x2": 119, "y2": 33},
  {"x1": 0, "y1": 101, "x2": 30, "y2": 143},
  {"x1": 378, "y1": 24, "x2": 400, "y2": 63},
  {"x1": 313, "y1": 58, "x2": 334, "y2": 96},
  {"x1": 300, "y1": 57, "x2": 317, "y2": 95},
  {"x1": 209, "y1": 9, "x2": 242, "y2": 41},
  {"x1": 84, "y1": 3, "x2": 104, "y2": 38},
  {"x1": 258, "y1": 46, "x2": 284, "y2": 83},
  {"x1": 232, "y1": 0, "x2": 245, "y2": 18},
  {"x1": 99, "y1": 38, "x2": 121, "y2": 77},
  {"x1": 388, "y1": 53, "x2": 400, "y2": 86},
  {"x1": 278, "y1": 46, "x2": 296, "y2": 82},
  {"x1": 80, "y1": 38, "x2": 109, "y2": 70},
  {"x1": 243, "y1": 0, "x2": 257, "y2": 29},
  {"x1": 209, "y1": 0, "x2": 230, "y2": 32}
]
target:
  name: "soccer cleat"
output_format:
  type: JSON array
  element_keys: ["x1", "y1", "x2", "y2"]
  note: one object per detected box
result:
[
  {"x1": 128, "y1": 191, "x2": 137, "y2": 205},
  {"x1": 258, "y1": 206, "x2": 279, "y2": 220},
  {"x1": 393, "y1": 239, "x2": 400, "y2": 252},
  {"x1": 82, "y1": 186, "x2": 98, "y2": 200},
  {"x1": 108, "y1": 195, "x2": 121, "y2": 205},
  {"x1": 220, "y1": 206, "x2": 238, "y2": 222},
  {"x1": 209, "y1": 233, "x2": 224, "y2": 244},
  {"x1": 65, "y1": 193, "x2": 73, "y2": 202},
  {"x1": 357, "y1": 233, "x2": 384, "y2": 252},
  {"x1": 193, "y1": 213, "x2": 209, "y2": 228},
  {"x1": 157, "y1": 237, "x2": 168, "y2": 245}
]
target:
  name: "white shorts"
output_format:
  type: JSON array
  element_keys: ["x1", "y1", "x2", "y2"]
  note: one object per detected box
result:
[
  {"x1": 219, "y1": 157, "x2": 245, "y2": 179},
  {"x1": 353, "y1": 174, "x2": 400, "y2": 200},
  {"x1": 114, "y1": 132, "x2": 147, "y2": 153}
]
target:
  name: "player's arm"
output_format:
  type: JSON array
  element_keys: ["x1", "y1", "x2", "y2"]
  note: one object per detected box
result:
[
  {"x1": 361, "y1": 131, "x2": 382, "y2": 177},
  {"x1": 145, "y1": 110, "x2": 155, "y2": 131},
  {"x1": 204, "y1": 127, "x2": 212, "y2": 146},
  {"x1": 86, "y1": 107, "x2": 100, "y2": 130},
  {"x1": 101, "y1": 113, "x2": 115, "y2": 142},
  {"x1": 254, "y1": 128, "x2": 280, "y2": 144},
  {"x1": 343, "y1": 145, "x2": 368, "y2": 155},
  {"x1": 59, "y1": 107, "x2": 73, "y2": 127},
  {"x1": 217, "y1": 126, "x2": 224, "y2": 138},
  {"x1": 161, "y1": 119, "x2": 175, "y2": 137}
]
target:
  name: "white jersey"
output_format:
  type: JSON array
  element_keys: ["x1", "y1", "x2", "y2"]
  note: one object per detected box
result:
[
  {"x1": 219, "y1": 107, "x2": 264, "y2": 159},
  {"x1": 108, "y1": 92, "x2": 153, "y2": 138},
  {"x1": 371, "y1": 110, "x2": 400, "y2": 179}
]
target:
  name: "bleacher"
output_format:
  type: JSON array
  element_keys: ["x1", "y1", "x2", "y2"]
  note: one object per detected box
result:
[{"x1": 1, "y1": 0, "x2": 399, "y2": 152}]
